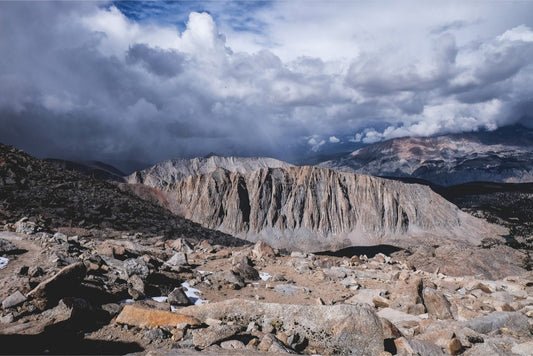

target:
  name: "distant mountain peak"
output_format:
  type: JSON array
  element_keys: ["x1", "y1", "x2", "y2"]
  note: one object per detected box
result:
[
  {"x1": 204, "y1": 152, "x2": 220, "y2": 158},
  {"x1": 319, "y1": 125, "x2": 533, "y2": 186}
]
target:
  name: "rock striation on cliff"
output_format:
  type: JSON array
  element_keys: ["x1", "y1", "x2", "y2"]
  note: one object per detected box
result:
[{"x1": 167, "y1": 166, "x2": 504, "y2": 250}]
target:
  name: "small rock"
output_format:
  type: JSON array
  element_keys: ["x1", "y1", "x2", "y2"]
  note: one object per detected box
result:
[
  {"x1": 323, "y1": 267, "x2": 348, "y2": 279},
  {"x1": 220, "y1": 339, "x2": 246, "y2": 350},
  {"x1": 422, "y1": 287, "x2": 453, "y2": 320},
  {"x1": 0, "y1": 238, "x2": 18, "y2": 254},
  {"x1": 231, "y1": 254, "x2": 260, "y2": 281},
  {"x1": 447, "y1": 337, "x2": 462, "y2": 355},
  {"x1": 123, "y1": 258, "x2": 150, "y2": 279},
  {"x1": 373, "y1": 296, "x2": 391, "y2": 308},
  {"x1": 167, "y1": 287, "x2": 192, "y2": 306},
  {"x1": 409, "y1": 339, "x2": 445, "y2": 355},
  {"x1": 145, "y1": 328, "x2": 170, "y2": 342},
  {"x1": 167, "y1": 238, "x2": 194, "y2": 254},
  {"x1": 272, "y1": 273, "x2": 286, "y2": 282},
  {"x1": 258, "y1": 333, "x2": 295, "y2": 353},
  {"x1": 0, "y1": 313, "x2": 14, "y2": 324},
  {"x1": 53, "y1": 232, "x2": 68, "y2": 242},
  {"x1": 380, "y1": 318, "x2": 402, "y2": 339},
  {"x1": 101, "y1": 303, "x2": 122, "y2": 317},
  {"x1": 252, "y1": 240, "x2": 276, "y2": 259},
  {"x1": 127, "y1": 274, "x2": 146, "y2": 300},
  {"x1": 290, "y1": 251, "x2": 307, "y2": 258},
  {"x1": 2, "y1": 291, "x2": 27, "y2": 309},
  {"x1": 165, "y1": 252, "x2": 188, "y2": 267},
  {"x1": 205, "y1": 318, "x2": 223, "y2": 326},
  {"x1": 211, "y1": 270, "x2": 245, "y2": 289},
  {"x1": 394, "y1": 337, "x2": 414, "y2": 355},
  {"x1": 28, "y1": 266, "x2": 44, "y2": 277},
  {"x1": 14, "y1": 218, "x2": 38, "y2": 234}
]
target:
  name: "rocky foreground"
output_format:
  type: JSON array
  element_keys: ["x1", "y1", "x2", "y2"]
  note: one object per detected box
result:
[{"x1": 0, "y1": 226, "x2": 531, "y2": 355}]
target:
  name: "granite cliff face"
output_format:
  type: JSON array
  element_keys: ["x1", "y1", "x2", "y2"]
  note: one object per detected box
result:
[
  {"x1": 319, "y1": 125, "x2": 533, "y2": 186},
  {"x1": 167, "y1": 166, "x2": 504, "y2": 251},
  {"x1": 126, "y1": 155, "x2": 292, "y2": 188}
]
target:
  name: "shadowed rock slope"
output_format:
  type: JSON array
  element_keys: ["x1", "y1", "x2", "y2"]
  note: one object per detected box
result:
[
  {"x1": 0, "y1": 144, "x2": 247, "y2": 247},
  {"x1": 167, "y1": 166, "x2": 505, "y2": 251}
]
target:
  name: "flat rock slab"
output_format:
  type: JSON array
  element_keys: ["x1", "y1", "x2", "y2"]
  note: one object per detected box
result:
[
  {"x1": 179, "y1": 299, "x2": 384, "y2": 355},
  {"x1": 115, "y1": 304, "x2": 201, "y2": 329}
]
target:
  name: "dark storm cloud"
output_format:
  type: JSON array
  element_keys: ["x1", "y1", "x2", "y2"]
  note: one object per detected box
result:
[
  {"x1": 0, "y1": 1, "x2": 532, "y2": 170},
  {"x1": 126, "y1": 44, "x2": 185, "y2": 78}
]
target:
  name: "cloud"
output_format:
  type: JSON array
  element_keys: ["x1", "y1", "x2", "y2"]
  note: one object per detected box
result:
[
  {"x1": 0, "y1": 1, "x2": 532, "y2": 171},
  {"x1": 126, "y1": 44, "x2": 184, "y2": 78}
]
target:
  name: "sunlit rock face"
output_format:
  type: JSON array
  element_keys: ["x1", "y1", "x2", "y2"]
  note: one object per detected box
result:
[{"x1": 167, "y1": 166, "x2": 504, "y2": 251}]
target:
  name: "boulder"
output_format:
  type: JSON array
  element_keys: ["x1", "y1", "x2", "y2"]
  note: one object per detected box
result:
[
  {"x1": 167, "y1": 287, "x2": 192, "y2": 306},
  {"x1": 390, "y1": 277, "x2": 425, "y2": 314},
  {"x1": 27, "y1": 262, "x2": 87, "y2": 310},
  {"x1": 0, "y1": 238, "x2": 18, "y2": 254},
  {"x1": 422, "y1": 287, "x2": 453, "y2": 320},
  {"x1": 14, "y1": 218, "x2": 38, "y2": 234},
  {"x1": 167, "y1": 238, "x2": 194, "y2": 254},
  {"x1": 231, "y1": 254, "x2": 260, "y2": 281},
  {"x1": 179, "y1": 299, "x2": 384, "y2": 355},
  {"x1": 115, "y1": 304, "x2": 201, "y2": 329},
  {"x1": 165, "y1": 252, "x2": 188, "y2": 267},
  {"x1": 252, "y1": 240, "x2": 276, "y2": 259},
  {"x1": 127, "y1": 274, "x2": 146, "y2": 300},
  {"x1": 192, "y1": 324, "x2": 243, "y2": 348},
  {"x1": 462, "y1": 311, "x2": 531, "y2": 337},
  {"x1": 123, "y1": 258, "x2": 150, "y2": 279},
  {"x1": 211, "y1": 270, "x2": 245, "y2": 289}
]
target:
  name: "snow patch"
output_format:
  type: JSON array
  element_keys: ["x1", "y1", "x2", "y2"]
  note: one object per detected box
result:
[
  {"x1": 0, "y1": 257, "x2": 9, "y2": 269},
  {"x1": 181, "y1": 281, "x2": 208, "y2": 305},
  {"x1": 150, "y1": 296, "x2": 168, "y2": 303},
  {"x1": 259, "y1": 272, "x2": 272, "y2": 281}
]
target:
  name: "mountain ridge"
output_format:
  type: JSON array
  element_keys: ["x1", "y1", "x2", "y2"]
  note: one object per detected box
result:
[
  {"x1": 126, "y1": 155, "x2": 293, "y2": 188},
  {"x1": 318, "y1": 125, "x2": 533, "y2": 186}
]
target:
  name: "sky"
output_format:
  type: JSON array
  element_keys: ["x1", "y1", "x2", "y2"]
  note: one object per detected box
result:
[{"x1": 0, "y1": 1, "x2": 532, "y2": 172}]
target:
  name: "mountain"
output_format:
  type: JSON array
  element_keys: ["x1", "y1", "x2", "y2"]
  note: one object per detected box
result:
[
  {"x1": 162, "y1": 166, "x2": 503, "y2": 251},
  {"x1": 45, "y1": 159, "x2": 126, "y2": 182},
  {"x1": 126, "y1": 155, "x2": 292, "y2": 187},
  {"x1": 0, "y1": 143, "x2": 246, "y2": 246},
  {"x1": 318, "y1": 125, "x2": 533, "y2": 186}
]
